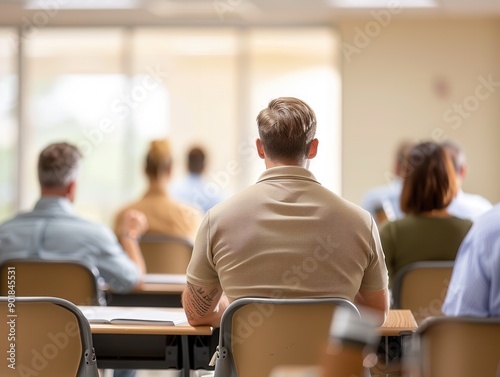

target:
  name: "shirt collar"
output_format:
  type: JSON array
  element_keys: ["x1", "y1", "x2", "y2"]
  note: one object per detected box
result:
[
  {"x1": 256, "y1": 166, "x2": 320, "y2": 184},
  {"x1": 34, "y1": 196, "x2": 74, "y2": 214}
]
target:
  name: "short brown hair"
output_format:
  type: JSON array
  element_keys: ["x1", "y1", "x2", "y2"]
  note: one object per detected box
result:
[
  {"x1": 187, "y1": 147, "x2": 205, "y2": 174},
  {"x1": 38, "y1": 142, "x2": 82, "y2": 188},
  {"x1": 400, "y1": 141, "x2": 458, "y2": 214},
  {"x1": 145, "y1": 139, "x2": 172, "y2": 179},
  {"x1": 256, "y1": 97, "x2": 317, "y2": 163}
]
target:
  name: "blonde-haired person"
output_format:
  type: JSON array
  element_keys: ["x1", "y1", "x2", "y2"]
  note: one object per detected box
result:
[
  {"x1": 379, "y1": 141, "x2": 473, "y2": 282},
  {"x1": 114, "y1": 139, "x2": 202, "y2": 244}
]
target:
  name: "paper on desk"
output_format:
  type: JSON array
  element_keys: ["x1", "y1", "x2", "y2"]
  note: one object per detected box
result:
[
  {"x1": 142, "y1": 274, "x2": 187, "y2": 284},
  {"x1": 80, "y1": 307, "x2": 188, "y2": 326}
]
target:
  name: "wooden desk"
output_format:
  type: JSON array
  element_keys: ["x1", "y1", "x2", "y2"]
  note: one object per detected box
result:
[
  {"x1": 86, "y1": 306, "x2": 416, "y2": 377},
  {"x1": 378, "y1": 309, "x2": 418, "y2": 336},
  {"x1": 106, "y1": 274, "x2": 186, "y2": 307},
  {"x1": 376, "y1": 310, "x2": 417, "y2": 377},
  {"x1": 84, "y1": 306, "x2": 211, "y2": 377}
]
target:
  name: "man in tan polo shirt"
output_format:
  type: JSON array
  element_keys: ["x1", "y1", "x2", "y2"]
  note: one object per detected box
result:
[{"x1": 182, "y1": 97, "x2": 389, "y2": 326}]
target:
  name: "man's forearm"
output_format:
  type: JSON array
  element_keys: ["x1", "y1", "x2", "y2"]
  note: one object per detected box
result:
[
  {"x1": 182, "y1": 282, "x2": 227, "y2": 327},
  {"x1": 354, "y1": 289, "x2": 390, "y2": 326},
  {"x1": 119, "y1": 235, "x2": 146, "y2": 276}
]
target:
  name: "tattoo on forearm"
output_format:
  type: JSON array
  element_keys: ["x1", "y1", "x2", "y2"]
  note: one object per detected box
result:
[{"x1": 187, "y1": 283, "x2": 218, "y2": 317}]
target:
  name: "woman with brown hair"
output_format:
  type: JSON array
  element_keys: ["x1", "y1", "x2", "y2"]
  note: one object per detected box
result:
[
  {"x1": 114, "y1": 139, "x2": 202, "y2": 243},
  {"x1": 379, "y1": 141, "x2": 472, "y2": 281}
]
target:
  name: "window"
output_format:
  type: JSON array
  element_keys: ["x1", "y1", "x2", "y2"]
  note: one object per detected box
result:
[
  {"x1": 11, "y1": 26, "x2": 340, "y2": 226},
  {"x1": 0, "y1": 29, "x2": 17, "y2": 221}
]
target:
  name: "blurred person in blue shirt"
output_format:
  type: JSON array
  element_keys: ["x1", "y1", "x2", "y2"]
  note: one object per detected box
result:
[
  {"x1": 442, "y1": 203, "x2": 500, "y2": 317},
  {"x1": 171, "y1": 146, "x2": 227, "y2": 214},
  {"x1": 0, "y1": 142, "x2": 147, "y2": 294}
]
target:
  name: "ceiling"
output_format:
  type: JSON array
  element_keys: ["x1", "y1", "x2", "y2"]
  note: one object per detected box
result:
[{"x1": 1, "y1": 0, "x2": 500, "y2": 27}]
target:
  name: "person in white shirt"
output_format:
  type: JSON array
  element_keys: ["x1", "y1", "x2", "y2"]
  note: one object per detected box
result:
[{"x1": 441, "y1": 140, "x2": 493, "y2": 220}]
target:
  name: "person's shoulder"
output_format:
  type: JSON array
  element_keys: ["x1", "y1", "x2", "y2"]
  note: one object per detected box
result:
[
  {"x1": 459, "y1": 191, "x2": 493, "y2": 207},
  {"x1": 362, "y1": 180, "x2": 401, "y2": 199},
  {"x1": 0, "y1": 212, "x2": 25, "y2": 228},
  {"x1": 174, "y1": 200, "x2": 203, "y2": 218},
  {"x1": 470, "y1": 204, "x2": 500, "y2": 235},
  {"x1": 361, "y1": 180, "x2": 402, "y2": 211}
]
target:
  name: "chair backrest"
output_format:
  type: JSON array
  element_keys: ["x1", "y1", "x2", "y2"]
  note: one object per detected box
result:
[
  {"x1": 0, "y1": 296, "x2": 99, "y2": 377},
  {"x1": 214, "y1": 297, "x2": 360, "y2": 377},
  {"x1": 409, "y1": 316, "x2": 500, "y2": 377},
  {"x1": 0, "y1": 259, "x2": 106, "y2": 306},
  {"x1": 139, "y1": 233, "x2": 193, "y2": 274},
  {"x1": 392, "y1": 261, "x2": 454, "y2": 323}
]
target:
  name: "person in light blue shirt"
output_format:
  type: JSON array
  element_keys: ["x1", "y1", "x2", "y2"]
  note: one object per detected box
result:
[
  {"x1": 0, "y1": 142, "x2": 147, "y2": 377},
  {"x1": 170, "y1": 146, "x2": 227, "y2": 214},
  {"x1": 361, "y1": 141, "x2": 413, "y2": 224},
  {"x1": 442, "y1": 203, "x2": 500, "y2": 317},
  {"x1": 0, "y1": 142, "x2": 147, "y2": 293}
]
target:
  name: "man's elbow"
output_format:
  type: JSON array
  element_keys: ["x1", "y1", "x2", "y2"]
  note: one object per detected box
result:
[
  {"x1": 355, "y1": 289, "x2": 390, "y2": 326},
  {"x1": 186, "y1": 316, "x2": 208, "y2": 327}
]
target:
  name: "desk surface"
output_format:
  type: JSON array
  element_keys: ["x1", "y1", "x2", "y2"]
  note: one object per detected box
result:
[
  {"x1": 378, "y1": 309, "x2": 418, "y2": 336},
  {"x1": 83, "y1": 306, "x2": 212, "y2": 336},
  {"x1": 85, "y1": 305, "x2": 414, "y2": 337},
  {"x1": 135, "y1": 273, "x2": 186, "y2": 294},
  {"x1": 135, "y1": 282, "x2": 186, "y2": 294}
]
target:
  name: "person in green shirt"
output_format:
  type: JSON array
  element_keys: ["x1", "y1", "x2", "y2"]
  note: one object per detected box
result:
[{"x1": 379, "y1": 141, "x2": 472, "y2": 283}]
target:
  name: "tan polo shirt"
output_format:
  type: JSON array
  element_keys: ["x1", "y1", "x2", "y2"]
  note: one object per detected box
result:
[
  {"x1": 114, "y1": 188, "x2": 202, "y2": 243},
  {"x1": 187, "y1": 166, "x2": 388, "y2": 303}
]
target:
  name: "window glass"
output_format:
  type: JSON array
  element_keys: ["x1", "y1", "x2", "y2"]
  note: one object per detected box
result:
[
  {"x1": 248, "y1": 28, "x2": 341, "y2": 193},
  {"x1": 25, "y1": 29, "x2": 126, "y2": 224},
  {"x1": 0, "y1": 29, "x2": 17, "y2": 221}
]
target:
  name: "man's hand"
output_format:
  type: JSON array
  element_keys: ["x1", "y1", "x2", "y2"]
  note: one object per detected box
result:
[
  {"x1": 118, "y1": 209, "x2": 149, "y2": 238},
  {"x1": 117, "y1": 209, "x2": 148, "y2": 277}
]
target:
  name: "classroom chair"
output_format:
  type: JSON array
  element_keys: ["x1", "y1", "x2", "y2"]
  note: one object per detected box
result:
[
  {"x1": 0, "y1": 259, "x2": 106, "y2": 306},
  {"x1": 139, "y1": 233, "x2": 193, "y2": 274},
  {"x1": 407, "y1": 316, "x2": 500, "y2": 377},
  {"x1": 211, "y1": 297, "x2": 360, "y2": 377},
  {"x1": 0, "y1": 296, "x2": 99, "y2": 377},
  {"x1": 391, "y1": 261, "x2": 454, "y2": 323}
]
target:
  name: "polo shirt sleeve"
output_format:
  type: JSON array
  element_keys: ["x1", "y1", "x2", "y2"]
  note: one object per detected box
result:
[
  {"x1": 360, "y1": 218, "x2": 389, "y2": 291},
  {"x1": 186, "y1": 213, "x2": 219, "y2": 287},
  {"x1": 379, "y1": 221, "x2": 397, "y2": 282},
  {"x1": 93, "y1": 226, "x2": 141, "y2": 293}
]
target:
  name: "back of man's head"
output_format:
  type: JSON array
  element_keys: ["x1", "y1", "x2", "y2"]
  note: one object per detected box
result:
[
  {"x1": 257, "y1": 97, "x2": 317, "y2": 164},
  {"x1": 441, "y1": 139, "x2": 466, "y2": 175},
  {"x1": 187, "y1": 147, "x2": 205, "y2": 174},
  {"x1": 38, "y1": 142, "x2": 82, "y2": 188}
]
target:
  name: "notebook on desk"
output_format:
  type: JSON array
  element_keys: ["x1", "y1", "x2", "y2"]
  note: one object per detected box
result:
[{"x1": 80, "y1": 306, "x2": 188, "y2": 325}]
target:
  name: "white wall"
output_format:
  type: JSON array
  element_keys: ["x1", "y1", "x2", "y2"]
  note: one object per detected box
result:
[{"x1": 337, "y1": 17, "x2": 500, "y2": 206}]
